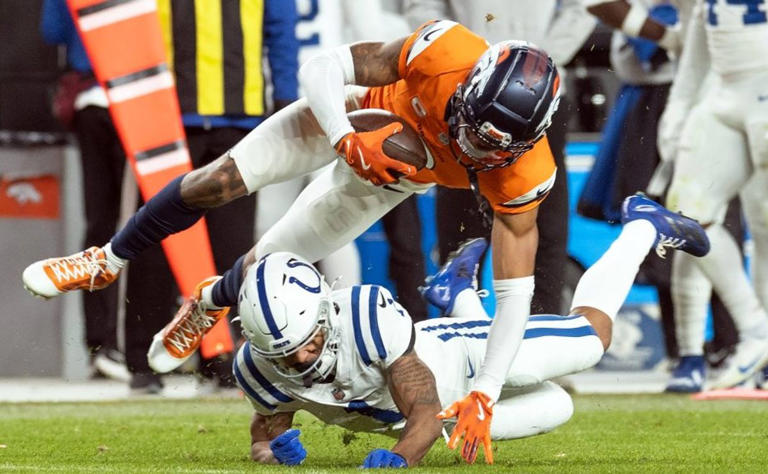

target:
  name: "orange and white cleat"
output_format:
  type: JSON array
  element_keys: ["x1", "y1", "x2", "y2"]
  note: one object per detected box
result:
[
  {"x1": 22, "y1": 246, "x2": 120, "y2": 299},
  {"x1": 148, "y1": 276, "x2": 230, "y2": 373}
]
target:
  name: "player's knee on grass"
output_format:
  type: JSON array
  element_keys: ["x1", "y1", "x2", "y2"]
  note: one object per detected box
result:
[
  {"x1": 572, "y1": 306, "x2": 612, "y2": 351},
  {"x1": 180, "y1": 153, "x2": 248, "y2": 209},
  {"x1": 491, "y1": 382, "x2": 573, "y2": 440}
]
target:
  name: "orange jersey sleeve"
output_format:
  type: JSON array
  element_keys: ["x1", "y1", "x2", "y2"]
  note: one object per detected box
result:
[
  {"x1": 477, "y1": 137, "x2": 557, "y2": 215},
  {"x1": 365, "y1": 21, "x2": 555, "y2": 215}
]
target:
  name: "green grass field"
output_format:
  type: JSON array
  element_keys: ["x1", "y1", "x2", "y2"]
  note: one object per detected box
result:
[{"x1": 1, "y1": 394, "x2": 767, "y2": 473}]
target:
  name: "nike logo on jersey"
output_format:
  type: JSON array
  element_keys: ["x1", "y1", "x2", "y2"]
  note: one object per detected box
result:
[
  {"x1": 500, "y1": 169, "x2": 556, "y2": 209},
  {"x1": 476, "y1": 400, "x2": 485, "y2": 420},
  {"x1": 466, "y1": 357, "x2": 475, "y2": 379}
]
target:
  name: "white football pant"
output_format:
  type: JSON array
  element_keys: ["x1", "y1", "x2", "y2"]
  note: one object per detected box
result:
[{"x1": 230, "y1": 86, "x2": 432, "y2": 267}]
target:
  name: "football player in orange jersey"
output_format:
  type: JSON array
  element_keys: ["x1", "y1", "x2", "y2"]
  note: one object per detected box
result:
[{"x1": 24, "y1": 20, "x2": 560, "y2": 463}]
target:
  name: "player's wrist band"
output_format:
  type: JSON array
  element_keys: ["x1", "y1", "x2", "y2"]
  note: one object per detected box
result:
[{"x1": 621, "y1": 4, "x2": 648, "y2": 38}]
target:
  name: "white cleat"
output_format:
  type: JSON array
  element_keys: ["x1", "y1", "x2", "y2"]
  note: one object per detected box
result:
[{"x1": 706, "y1": 337, "x2": 768, "y2": 390}]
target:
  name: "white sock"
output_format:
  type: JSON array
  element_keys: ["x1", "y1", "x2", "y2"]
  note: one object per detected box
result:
[
  {"x1": 102, "y1": 242, "x2": 127, "y2": 274},
  {"x1": 491, "y1": 382, "x2": 573, "y2": 440},
  {"x1": 570, "y1": 219, "x2": 656, "y2": 321},
  {"x1": 672, "y1": 253, "x2": 711, "y2": 356},
  {"x1": 200, "y1": 280, "x2": 223, "y2": 309},
  {"x1": 450, "y1": 288, "x2": 489, "y2": 318},
  {"x1": 697, "y1": 224, "x2": 768, "y2": 338}
]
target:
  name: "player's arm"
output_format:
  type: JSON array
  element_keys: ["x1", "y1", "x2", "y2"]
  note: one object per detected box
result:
[
  {"x1": 249, "y1": 411, "x2": 295, "y2": 464},
  {"x1": 583, "y1": 0, "x2": 681, "y2": 54},
  {"x1": 298, "y1": 37, "x2": 416, "y2": 185},
  {"x1": 386, "y1": 350, "x2": 444, "y2": 467},
  {"x1": 437, "y1": 208, "x2": 539, "y2": 464},
  {"x1": 473, "y1": 208, "x2": 538, "y2": 400}
]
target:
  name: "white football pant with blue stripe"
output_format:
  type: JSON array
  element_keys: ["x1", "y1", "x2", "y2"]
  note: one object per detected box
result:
[{"x1": 415, "y1": 314, "x2": 603, "y2": 440}]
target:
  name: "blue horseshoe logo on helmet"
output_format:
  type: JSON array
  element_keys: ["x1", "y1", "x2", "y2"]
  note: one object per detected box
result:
[{"x1": 286, "y1": 258, "x2": 322, "y2": 294}]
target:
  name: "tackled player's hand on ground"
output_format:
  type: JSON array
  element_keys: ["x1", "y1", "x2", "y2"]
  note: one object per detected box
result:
[
  {"x1": 334, "y1": 122, "x2": 417, "y2": 186},
  {"x1": 437, "y1": 391, "x2": 494, "y2": 464},
  {"x1": 269, "y1": 429, "x2": 306, "y2": 465},
  {"x1": 361, "y1": 449, "x2": 408, "y2": 468}
]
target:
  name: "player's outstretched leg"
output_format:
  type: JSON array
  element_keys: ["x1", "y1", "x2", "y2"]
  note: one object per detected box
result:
[
  {"x1": 22, "y1": 244, "x2": 125, "y2": 299},
  {"x1": 419, "y1": 238, "x2": 488, "y2": 317},
  {"x1": 568, "y1": 194, "x2": 710, "y2": 350},
  {"x1": 22, "y1": 154, "x2": 249, "y2": 299},
  {"x1": 621, "y1": 192, "x2": 711, "y2": 258}
]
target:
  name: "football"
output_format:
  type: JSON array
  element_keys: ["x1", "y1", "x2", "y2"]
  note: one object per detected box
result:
[{"x1": 347, "y1": 109, "x2": 429, "y2": 172}]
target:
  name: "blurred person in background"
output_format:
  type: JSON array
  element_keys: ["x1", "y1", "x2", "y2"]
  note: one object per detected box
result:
[
  {"x1": 404, "y1": 0, "x2": 597, "y2": 315},
  {"x1": 122, "y1": 0, "x2": 301, "y2": 393},
  {"x1": 585, "y1": 0, "x2": 765, "y2": 391},
  {"x1": 654, "y1": 0, "x2": 768, "y2": 391},
  {"x1": 39, "y1": 0, "x2": 130, "y2": 383},
  {"x1": 256, "y1": 0, "x2": 429, "y2": 321}
]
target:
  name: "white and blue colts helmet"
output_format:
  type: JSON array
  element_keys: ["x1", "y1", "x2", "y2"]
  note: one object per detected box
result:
[{"x1": 238, "y1": 252, "x2": 339, "y2": 382}]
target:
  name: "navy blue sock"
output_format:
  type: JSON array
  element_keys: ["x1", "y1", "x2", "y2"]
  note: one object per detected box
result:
[
  {"x1": 211, "y1": 255, "x2": 246, "y2": 308},
  {"x1": 111, "y1": 175, "x2": 206, "y2": 259}
]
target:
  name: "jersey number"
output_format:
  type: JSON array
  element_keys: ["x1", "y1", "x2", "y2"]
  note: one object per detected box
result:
[
  {"x1": 297, "y1": 0, "x2": 320, "y2": 47},
  {"x1": 706, "y1": 0, "x2": 767, "y2": 25}
]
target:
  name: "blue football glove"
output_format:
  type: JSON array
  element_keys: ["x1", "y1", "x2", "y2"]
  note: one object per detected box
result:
[
  {"x1": 362, "y1": 449, "x2": 407, "y2": 468},
  {"x1": 269, "y1": 429, "x2": 306, "y2": 465}
]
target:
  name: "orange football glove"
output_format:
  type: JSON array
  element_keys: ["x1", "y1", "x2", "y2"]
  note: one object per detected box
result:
[
  {"x1": 436, "y1": 391, "x2": 494, "y2": 464},
  {"x1": 334, "y1": 122, "x2": 417, "y2": 186}
]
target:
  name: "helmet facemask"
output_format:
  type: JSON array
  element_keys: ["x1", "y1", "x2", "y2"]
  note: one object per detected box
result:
[{"x1": 258, "y1": 300, "x2": 340, "y2": 385}]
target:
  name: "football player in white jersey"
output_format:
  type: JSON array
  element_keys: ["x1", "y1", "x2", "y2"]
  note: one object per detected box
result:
[
  {"x1": 235, "y1": 194, "x2": 709, "y2": 467},
  {"x1": 655, "y1": 0, "x2": 768, "y2": 390}
]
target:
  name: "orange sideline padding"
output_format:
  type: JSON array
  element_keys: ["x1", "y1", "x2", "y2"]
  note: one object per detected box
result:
[
  {"x1": 691, "y1": 389, "x2": 768, "y2": 401},
  {"x1": 67, "y1": 0, "x2": 232, "y2": 357}
]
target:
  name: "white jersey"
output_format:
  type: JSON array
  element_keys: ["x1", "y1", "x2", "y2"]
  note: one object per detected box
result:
[
  {"x1": 699, "y1": 0, "x2": 768, "y2": 76},
  {"x1": 235, "y1": 283, "x2": 604, "y2": 435},
  {"x1": 234, "y1": 285, "x2": 414, "y2": 435}
]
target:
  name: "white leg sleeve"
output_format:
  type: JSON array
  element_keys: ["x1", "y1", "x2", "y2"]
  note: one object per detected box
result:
[
  {"x1": 491, "y1": 382, "x2": 573, "y2": 440},
  {"x1": 569, "y1": 220, "x2": 656, "y2": 321},
  {"x1": 231, "y1": 87, "x2": 368, "y2": 194},
  {"x1": 255, "y1": 161, "x2": 415, "y2": 263},
  {"x1": 672, "y1": 252, "x2": 711, "y2": 356}
]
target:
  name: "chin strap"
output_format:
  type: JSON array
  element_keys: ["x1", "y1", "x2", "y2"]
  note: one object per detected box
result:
[{"x1": 466, "y1": 167, "x2": 493, "y2": 230}]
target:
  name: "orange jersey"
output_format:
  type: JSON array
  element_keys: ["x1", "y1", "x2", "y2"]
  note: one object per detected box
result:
[{"x1": 364, "y1": 21, "x2": 556, "y2": 214}]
